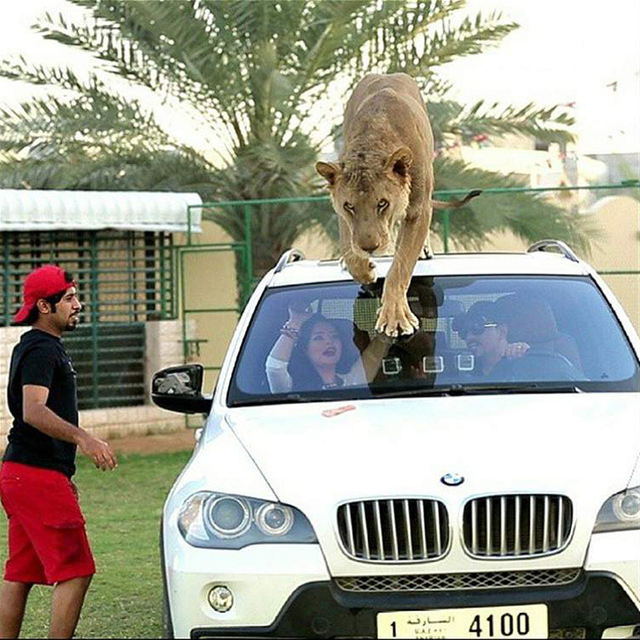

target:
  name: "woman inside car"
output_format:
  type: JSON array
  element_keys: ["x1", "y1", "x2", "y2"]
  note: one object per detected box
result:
[{"x1": 265, "y1": 303, "x2": 390, "y2": 393}]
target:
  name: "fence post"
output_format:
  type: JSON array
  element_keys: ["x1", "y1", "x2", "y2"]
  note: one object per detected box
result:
[
  {"x1": 89, "y1": 232, "x2": 99, "y2": 409},
  {"x1": 187, "y1": 206, "x2": 193, "y2": 246},
  {"x1": 3, "y1": 235, "x2": 10, "y2": 326},
  {"x1": 243, "y1": 204, "x2": 253, "y2": 303},
  {"x1": 160, "y1": 232, "x2": 167, "y2": 319}
]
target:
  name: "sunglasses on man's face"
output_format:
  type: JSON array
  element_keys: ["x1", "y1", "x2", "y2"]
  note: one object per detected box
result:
[{"x1": 456, "y1": 317, "x2": 498, "y2": 340}]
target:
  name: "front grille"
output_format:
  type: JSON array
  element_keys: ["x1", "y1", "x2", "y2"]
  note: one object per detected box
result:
[
  {"x1": 463, "y1": 494, "x2": 573, "y2": 558},
  {"x1": 335, "y1": 568, "x2": 581, "y2": 592},
  {"x1": 337, "y1": 499, "x2": 449, "y2": 562}
]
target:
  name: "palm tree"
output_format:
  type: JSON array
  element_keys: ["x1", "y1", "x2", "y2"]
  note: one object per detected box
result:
[{"x1": 0, "y1": 0, "x2": 588, "y2": 289}]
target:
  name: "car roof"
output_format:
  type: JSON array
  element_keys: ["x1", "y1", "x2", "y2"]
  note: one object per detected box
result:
[{"x1": 267, "y1": 251, "x2": 591, "y2": 288}]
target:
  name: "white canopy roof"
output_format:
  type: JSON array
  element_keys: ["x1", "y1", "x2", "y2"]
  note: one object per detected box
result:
[{"x1": 0, "y1": 189, "x2": 203, "y2": 233}]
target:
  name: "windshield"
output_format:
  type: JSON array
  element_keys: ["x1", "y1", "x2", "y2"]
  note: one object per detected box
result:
[{"x1": 228, "y1": 276, "x2": 639, "y2": 406}]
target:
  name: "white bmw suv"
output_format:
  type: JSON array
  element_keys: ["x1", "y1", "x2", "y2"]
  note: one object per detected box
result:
[{"x1": 154, "y1": 240, "x2": 640, "y2": 639}]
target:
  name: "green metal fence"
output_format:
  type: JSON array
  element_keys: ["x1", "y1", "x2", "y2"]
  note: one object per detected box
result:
[
  {"x1": 64, "y1": 323, "x2": 146, "y2": 410},
  {"x1": 176, "y1": 242, "x2": 248, "y2": 360},
  {"x1": 1, "y1": 230, "x2": 175, "y2": 409},
  {"x1": 181, "y1": 182, "x2": 640, "y2": 382}
]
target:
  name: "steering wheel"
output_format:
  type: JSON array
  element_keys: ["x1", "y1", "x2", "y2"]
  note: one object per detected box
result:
[{"x1": 510, "y1": 351, "x2": 580, "y2": 381}]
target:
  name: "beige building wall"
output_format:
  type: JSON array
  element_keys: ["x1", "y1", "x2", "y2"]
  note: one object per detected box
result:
[
  {"x1": 473, "y1": 195, "x2": 640, "y2": 332},
  {"x1": 174, "y1": 220, "x2": 241, "y2": 394},
  {"x1": 581, "y1": 196, "x2": 639, "y2": 332}
]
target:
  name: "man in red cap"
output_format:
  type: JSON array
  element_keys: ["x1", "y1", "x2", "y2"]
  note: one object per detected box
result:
[{"x1": 0, "y1": 264, "x2": 118, "y2": 639}]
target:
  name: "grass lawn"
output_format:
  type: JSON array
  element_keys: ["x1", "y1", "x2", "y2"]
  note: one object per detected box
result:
[{"x1": 0, "y1": 450, "x2": 192, "y2": 638}]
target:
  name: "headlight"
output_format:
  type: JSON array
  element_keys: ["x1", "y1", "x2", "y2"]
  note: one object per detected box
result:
[
  {"x1": 177, "y1": 492, "x2": 317, "y2": 549},
  {"x1": 205, "y1": 496, "x2": 252, "y2": 538},
  {"x1": 255, "y1": 502, "x2": 294, "y2": 536},
  {"x1": 593, "y1": 486, "x2": 640, "y2": 533}
]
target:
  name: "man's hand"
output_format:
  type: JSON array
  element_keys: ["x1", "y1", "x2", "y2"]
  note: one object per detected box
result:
[
  {"x1": 505, "y1": 341, "x2": 530, "y2": 359},
  {"x1": 77, "y1": 432, "x2": 118, "y2": 471}
]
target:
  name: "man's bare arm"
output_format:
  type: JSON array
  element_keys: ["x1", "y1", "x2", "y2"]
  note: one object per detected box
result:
[{"x1": 23, "y1": 385, "x2": 117, "y2": 471}]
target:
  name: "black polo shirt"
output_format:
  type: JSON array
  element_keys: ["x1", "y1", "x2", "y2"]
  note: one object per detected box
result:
[{"x1": 4, "y1": 329, "x2": 79, "y2": 477}]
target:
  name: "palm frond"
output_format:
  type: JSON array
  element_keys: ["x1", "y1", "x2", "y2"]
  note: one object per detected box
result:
[
  {"x1": 456, "y1": 101, "x2": 576, "y2": 144},
  {"x1": 427, "y1": 99, "x2": 576, "y2": 146},
  {"x1": 417, "y1": 10, "x2": 519, "y2": 69}
]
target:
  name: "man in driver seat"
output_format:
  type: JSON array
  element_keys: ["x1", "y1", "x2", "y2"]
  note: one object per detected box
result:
[{"x1": 453, "y1": 301, "x2": 530, "y2": 378}]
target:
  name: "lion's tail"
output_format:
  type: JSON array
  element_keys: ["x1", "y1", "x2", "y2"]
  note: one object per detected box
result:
[{"x1": 431, "y1": 189, "x2": 482, "y2": 210}]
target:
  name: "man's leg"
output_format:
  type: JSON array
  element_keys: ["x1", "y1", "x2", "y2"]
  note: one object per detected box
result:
[
  {"x1": 48, "y1": 575, "x2": 92, "y2": 640},
  {"x1": 0, "y1": 579, "x2": 32, "y2": 639}
]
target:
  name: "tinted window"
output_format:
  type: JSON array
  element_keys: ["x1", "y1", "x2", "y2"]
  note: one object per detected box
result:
[{"x1": 228, "y1": 276, "x2": 639, "y2": 406}]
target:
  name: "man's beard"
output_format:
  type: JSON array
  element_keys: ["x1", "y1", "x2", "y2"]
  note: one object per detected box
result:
[{"x1": 66, "y1": 315, "x2": 80, "y2": 331}]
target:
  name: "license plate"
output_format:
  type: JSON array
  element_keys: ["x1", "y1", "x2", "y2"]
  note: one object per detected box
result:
[{"x1": 377, "y1": 604, "x2": 548, "y2": 639}]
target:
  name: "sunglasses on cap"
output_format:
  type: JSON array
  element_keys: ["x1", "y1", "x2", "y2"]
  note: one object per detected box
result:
[{"x1": 455, "y1": 315, "x2": 498, "y2": 340}]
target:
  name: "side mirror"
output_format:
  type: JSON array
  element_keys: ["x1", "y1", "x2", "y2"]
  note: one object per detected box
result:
[{"x1": 151, "y1": 364, "x2": 212, "y2": 415}]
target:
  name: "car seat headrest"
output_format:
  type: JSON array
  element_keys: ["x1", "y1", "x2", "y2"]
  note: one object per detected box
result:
[{"x1": 496, "y1": 295, "x2": 559, "y2": 344}]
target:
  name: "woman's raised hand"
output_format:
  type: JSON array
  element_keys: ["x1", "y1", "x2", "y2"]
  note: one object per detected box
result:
[{"x1": 287, "y1": 301, "x2": 313, "y2": 329}]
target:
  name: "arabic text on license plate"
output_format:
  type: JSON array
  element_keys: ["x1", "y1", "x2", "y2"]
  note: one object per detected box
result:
[{"x1": 377, "y1": 604, "x2": 548, "y2": 639}]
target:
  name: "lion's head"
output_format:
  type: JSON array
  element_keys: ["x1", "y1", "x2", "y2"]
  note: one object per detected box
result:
[{"x1": 316, "y1": 147, "x2": 412, "y2": 258}]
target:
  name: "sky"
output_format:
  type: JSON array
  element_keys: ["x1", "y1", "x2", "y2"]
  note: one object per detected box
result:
[
  {"x1": 0, "y1": 0, "x2": 638, "y2": 156},
  {"x1": 439, "y1": 0, "x2": 640, "y2": 155}
]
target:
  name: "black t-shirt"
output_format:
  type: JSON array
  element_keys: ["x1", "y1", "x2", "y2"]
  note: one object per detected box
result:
[
  {"x1": 4, "y1": 329, "x2": 79, "y2": 477},
  {"x1": 469, "y1": 355, "x2": 514, "y2": 381}
]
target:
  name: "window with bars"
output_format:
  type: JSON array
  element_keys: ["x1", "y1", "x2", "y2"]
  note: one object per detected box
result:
[{"x1": 1, "y1": 230, "x2": 175, "y2": 409}]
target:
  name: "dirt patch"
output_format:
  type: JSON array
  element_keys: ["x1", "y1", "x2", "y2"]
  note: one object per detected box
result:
[{"x1": 107, "y1": 429, "x2": 197, "y2": 455}]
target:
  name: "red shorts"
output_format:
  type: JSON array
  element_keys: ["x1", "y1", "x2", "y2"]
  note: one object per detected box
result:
[{"x1": 0, "y1": 461, "x2": 96, "y2": 585}]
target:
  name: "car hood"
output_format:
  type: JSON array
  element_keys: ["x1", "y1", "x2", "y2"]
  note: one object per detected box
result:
[
  {"x1": 226, "y1": 393, "x2": 640, "y2": 575},
  {"x1": 227, "y1": 393, "x2": 639, "y2": 504}
]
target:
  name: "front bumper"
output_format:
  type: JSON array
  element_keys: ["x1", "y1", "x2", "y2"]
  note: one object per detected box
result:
[
  {"x1": 166, "y1": 529, "x2": 640, "y2": 639},
  {"x1": 166, "y1": 542, "x2": 331, "y2": 638},
  {"x1": 190, "y1": 573, "x2": 640, "y2": 639}
]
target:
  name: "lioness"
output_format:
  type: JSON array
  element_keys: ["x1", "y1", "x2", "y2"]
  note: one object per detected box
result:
[{"x1": 316, "y1": 73, "x2": 480, "y2": 336}]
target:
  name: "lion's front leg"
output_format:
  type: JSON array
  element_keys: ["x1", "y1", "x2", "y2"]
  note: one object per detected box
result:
[{"x1": 375, "y1": 208, "x2": 431, "y2": 336}]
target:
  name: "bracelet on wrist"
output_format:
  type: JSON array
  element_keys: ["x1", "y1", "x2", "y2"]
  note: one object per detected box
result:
[{"x1": 280, "y1": 327, "x2": 299, "y2": 342}]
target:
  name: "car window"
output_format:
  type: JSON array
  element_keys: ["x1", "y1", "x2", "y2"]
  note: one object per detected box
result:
[{"x1": 227, "y1": 276, "x2": 639, "y2": 406}]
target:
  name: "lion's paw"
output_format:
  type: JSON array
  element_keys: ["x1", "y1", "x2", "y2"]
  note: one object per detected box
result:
[
  {"x1": 375, "y1": 297, "x2": 420, "y2": 337},
  {"x1": 343, "y1": 255, "x2": 376, "y2": 284}
]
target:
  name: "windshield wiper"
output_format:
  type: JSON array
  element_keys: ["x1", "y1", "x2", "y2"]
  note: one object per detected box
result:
[
  {"x1": 231, "y1": 384, "x2": 584, "y2": 406},
  {"x1": 230, "y1": 393, "x2": 306, "y2": 407},
  {"x1": 373, "y1": 383, "x2": 583, "y2": 399},
  {"x1": 450, "y1": 383, "x2": 582, "y2": 395}
]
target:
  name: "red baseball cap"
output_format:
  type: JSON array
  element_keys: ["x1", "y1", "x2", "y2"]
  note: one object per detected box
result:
[{"x1": 12, "y1": 265, "x2": 76, "y2": 325}]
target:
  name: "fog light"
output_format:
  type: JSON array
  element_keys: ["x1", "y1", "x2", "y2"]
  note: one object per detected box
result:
[{"x1": 208, "y1": 585, "x2": 234, "y2": 613}]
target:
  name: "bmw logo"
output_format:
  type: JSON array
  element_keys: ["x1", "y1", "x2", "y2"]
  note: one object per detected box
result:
[{"x1": 441, "y1": 473, "x2": 464, "y2": 486}]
